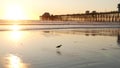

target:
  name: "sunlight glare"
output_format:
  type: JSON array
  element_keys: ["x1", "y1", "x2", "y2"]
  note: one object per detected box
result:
[
  {"x1": 4, "y1": 54, "x2": 28, "y2": 68},
  {"x1": 10, "y1": 25, "x2": 21, "y2": 31},
  {"x1": 4, "y1": 4, "x2": 27, "y2": 20},
  {"x1": 9, "y1": 25, "x2": 22, "y2": 41},
  {"x1": 9, "y1": 54, "x2": 20, "y2": 68},
  {"x1": 11, "y1": 31, "x2": 22, "y2": 40}
]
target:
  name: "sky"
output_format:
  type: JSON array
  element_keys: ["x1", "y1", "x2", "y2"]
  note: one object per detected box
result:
[{"x1": 0, "y1": 0, "x2": 120, "y2": 20}]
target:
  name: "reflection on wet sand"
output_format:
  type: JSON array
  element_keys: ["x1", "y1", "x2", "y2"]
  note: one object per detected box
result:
[
  {"x1": 42, "y1": 28, "x2": 120, "y2": 47},
  {"x1": 0, "y1": 28, "x2": 120, "y2": 68},
  {"x1": 43, "y1": 28, "x2": 120, "y2": 36},
  {"x1": 56, "y1": 50, "x2": 62, "y2": 55},
  {"x1": 117, "y1": 34, "x2": 120, "y2": 45},
  {"x1": 3, "y1": 54, "x2": 28, "y2": 68}
]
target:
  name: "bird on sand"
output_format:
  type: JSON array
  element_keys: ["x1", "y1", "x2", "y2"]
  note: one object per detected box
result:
[{"x1": 56, "y1": 44, "x2": 62, "y2": 48}]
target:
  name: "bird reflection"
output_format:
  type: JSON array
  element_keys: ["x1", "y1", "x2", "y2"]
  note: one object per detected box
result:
[
  {"x1": 4, "y1": 54, "x2": 28, "y2": 68},
  {"x1": 56, "y1": 50, "x2": 62, "y2": 55}
]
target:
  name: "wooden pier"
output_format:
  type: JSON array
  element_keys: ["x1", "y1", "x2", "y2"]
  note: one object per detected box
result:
[
  {"x1": 54, "y1": 11, "x2": 120, "y2": 22},
  {"x1": 40, "y1": 3, "x2": 120, "y2": 23},
  {"x1": 40, "y1": 11, "x2": 120, "y2": 22}
]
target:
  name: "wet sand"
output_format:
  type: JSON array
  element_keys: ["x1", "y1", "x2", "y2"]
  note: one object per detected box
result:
[{"x1": 0, "y1": 28, "x2": 120, "y2": 68}]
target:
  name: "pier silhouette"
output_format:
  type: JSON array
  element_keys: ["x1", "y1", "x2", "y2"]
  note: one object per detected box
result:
[{"x1": 40, "y1": 3, "x2": 120, "y2": 22}]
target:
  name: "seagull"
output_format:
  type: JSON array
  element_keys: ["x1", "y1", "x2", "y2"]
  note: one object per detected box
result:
[{"x1": 56, "y1": 44, "x2": 62, "y2": 48}]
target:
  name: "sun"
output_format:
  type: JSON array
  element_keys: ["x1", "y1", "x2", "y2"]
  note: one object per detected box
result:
[{"x1": 4, "y1": 4, "x2": 27, "y2": 20}]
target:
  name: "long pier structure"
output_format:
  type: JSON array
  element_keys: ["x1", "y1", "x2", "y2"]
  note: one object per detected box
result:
[{"x1": 40, "y1": 3, "x2": 120, "y2": 23}]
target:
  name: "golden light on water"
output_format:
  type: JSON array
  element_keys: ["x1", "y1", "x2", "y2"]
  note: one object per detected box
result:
[
  {"x1": 10, "y1": 25, "x2": 21, "y2": 31},
  {"x1": 4, "y1": 54, "x2": 28, "y2": 68},
  {"x1": 10, "y1": 31, "x2": 22, "y2": 41},
  {"x1": 9, "y1": 25, "x2": 22, "y2": 41},
  {"x1": 9, "y1": 54, "x2": 21, "y2": 68},
  {"x1": 6, "y1": 24, "x2": 28, "y2": 44}
]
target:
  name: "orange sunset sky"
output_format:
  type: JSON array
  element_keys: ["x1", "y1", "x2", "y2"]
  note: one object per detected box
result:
[{"x1": 0, "y1": 0, "x2": 119, "y2": 20}]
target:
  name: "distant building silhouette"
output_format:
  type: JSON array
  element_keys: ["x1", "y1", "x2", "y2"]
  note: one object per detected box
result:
[
  {"x1": 85, "y1": 11, "x2": 90, "y2": 14},
  {"x1": 40, "y1": 12, "x2": 59, "y2": 21},
  {"x1": 92, "y1": 11, "x2": 97, "y2": 14},
  {"x1": 40, "y1": 12, "x2": 51, "y2": 21}
]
